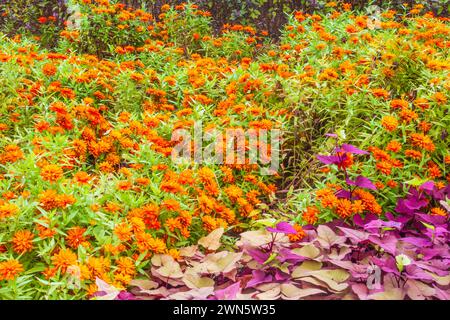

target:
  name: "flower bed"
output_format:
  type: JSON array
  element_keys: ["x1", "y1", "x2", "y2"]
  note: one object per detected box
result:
[{"x1": 0, "y1": 1, "x2": 448, "y2": 299}]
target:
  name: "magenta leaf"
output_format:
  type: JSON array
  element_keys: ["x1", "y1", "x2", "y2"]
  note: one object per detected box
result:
[
  {"x1": 274, "y1": 269, "x2": 289, "y2": 281},
  {"x1": 336, "y1": 189, "x2": 352, "y2": 199},
  {"x1": 421, "y1": 247, "x2": 450, "y2": 260},
  {"x1": 419, "y1": 181, "x2": 435, "y2": 192},
  {"x1": 372, "y1": 256, "x2": 400, "y2": 275},
  {"x1": 340, "y1": 143, "x2": 369, "y2": 155},
  {"x1": 116, "y1": 291, "x2": 136, "y2": 300},
  {"x1": 317, "y1": 154, "x2": 341, "y2": 165},
  {"x1": 246, "y1": 270, "x2": 272, "y2": 288},
  {"x1": 214, "y1": 281, "x2": 241, "y2": 300},
  {"x1": 266, "y1": 222, "x2": 297, "y2": 234},
  {"x1": 404, "y1": 265, "x2": 434, "y2": 281},
  {"x1": 434, "y1": 286, "x2": 450, "y2": 300},
  {"x1": 368, "y1": 235, "x2": 398, "y2": 255},
  {"x1": 278, "y1": 248, "x2": 307, "y2": 263},
  {"x1": 351, "y1": 283, "x2": 369, "y2": 300},
  {"x1": 336, "y1": 226, "x2": 370, "y2": 243},
  {"x1": 353, "y1": 213, "x2": 378, "y2": 228},
  {"x1": 401, "y1": 237, "x2": 431, "y2": 247},
  {"x1": 364, "y1": 219, "x2": 403, "y2": 231},
  {"x1": 247, "y1": 248, "x2": 270, "y2": 264},
  {"x1": 353, "y1": 176, "x2": 377, "y2": 190}
]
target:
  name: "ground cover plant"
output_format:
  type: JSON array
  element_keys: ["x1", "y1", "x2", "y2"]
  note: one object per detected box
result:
[{"x1": 0, "y1": 0, "x2": 448, "y2": 300}]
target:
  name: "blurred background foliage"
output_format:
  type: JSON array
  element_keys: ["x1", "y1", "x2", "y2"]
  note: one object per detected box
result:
[
  {"x1": 1, "y1": 0, "x2": 449, "y2": 44},
  {"x1": 121, "y1": 0, "x2": 449, "y2": 36}
]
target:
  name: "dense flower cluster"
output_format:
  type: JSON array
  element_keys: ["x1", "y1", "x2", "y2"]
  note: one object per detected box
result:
[{"x1": 0, "y1": 0, "x2": 448, "y2": 299}]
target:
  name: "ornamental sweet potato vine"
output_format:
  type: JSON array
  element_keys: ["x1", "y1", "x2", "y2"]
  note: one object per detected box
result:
[{"x1": 121, "y1": 185, "x2": 449, "y2": 300}]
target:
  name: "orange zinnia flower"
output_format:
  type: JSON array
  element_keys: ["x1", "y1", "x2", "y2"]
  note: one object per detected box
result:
[
  {"x1": 160, "y1": 180, "x2": 185, "y2": 194},
  {"x1": 432, "y1": 92, "x2": 447, "y2": 104},
  {"x1": 117, "y1": 180, "x2": 132, "y2": 191},
  {"x1": 135, "y1": 177, "x2": 150, "y2": 186},
  {"x1": 430, "y1": 207, "x2": 447, "y2": 216},
  {"x1": 302, "y1": 206, "x2": 319, "y2": 225},
  {"x1": 51, "y1": 249, "x2": 77, "y2": 273},
  {"x1": 354, "y1": 189, "x2": 382, "y2": 215},
  {"x1": 73, "y1": 171, "x2": 91, "y2": 184},
  {"x1": 376, "y1": 161, "x2": 392, "y2": 175},
  {"x1": 320, "y1": 193, "x2": 338, "y2": 209},
  {"x1": 390, "y1": 99, "x2": 409, "y2": 109},
  {"x1": 198, "y1": 167, "x2": 219, "y2": 197},
  {"x1": 0, "y1": 203, "x2": 19, "y2": 219},
  {"x1": 161, "y1": 199, "x2": 180, "y2": 212},
  {"x1": 0, "y1": 145, "x2": 24, "y2": 164},
  {"x1": 387, "y1": 180, "x2": 398, "y2": 188},
  {"x1": 201, "y1": 215, "x2": 218, "y2": 232},
  {"x1": 405, "y1": 149, "x2": 422, "y2": 160},
  {"x1": 114, "y1": 222, "x2": 133, "y2": 242},
  {"x1": 0, "y1": 260, "x2": 24, "y2": 281},
  {"x1": 42, "y1": 63, "x2": 57, "y2": 76},
  {"x1": 409, "y1": 133, "x2": 435, "y2": 152},
  {"x1": 399, "y1": 108, "x2": 418, "y2": 123},
  {"x1": 36, "y1": 217, "x2": 57, "y2": 239},
  {"x1": 351, "y1": 200, "x2": 365, "y2": 214},
  {"x1": 135, "y1": 232, "x2": 166, "y2": 253},
  {"x1": 41, "y1": 164, "x2": 63, "y2": 183},
  {"x1": 224, "y1": 185, "x2": 243, "y2": 203},
  {"x1": 335, "y1": 198, "x2": 353, "y2": 218},
  {"x1": 288, "y1": 224, "x2": 306, "y2": 242},
  {"x1": 414, "y1": 98, "x2": 429, "y2": 110},
  {"x1": 381, "y1": 115, "x2": 398, "y2": 132},
  {"x1": 371, "y1": 88, "x2": 390, "y2": 99},
  {"x1": 66, "y1": 227, "x2": 88, "y2": 249},
  {"x1": 386, "y1": 140, "x2": 401, "y2": 152},
  {"x1": 12, "y1": 230, "x2": 34, "y2": 254},
  {"x1": 115, "y1": 257, "x2": 136, "y2": 277}
]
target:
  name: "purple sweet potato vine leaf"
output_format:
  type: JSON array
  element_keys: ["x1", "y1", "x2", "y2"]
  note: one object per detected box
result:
[{"x1": 106, "y1": 185, "x2": 449, "y2": 301}]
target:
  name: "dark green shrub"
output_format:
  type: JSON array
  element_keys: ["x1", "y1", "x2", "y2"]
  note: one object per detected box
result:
[{"x1": 0, "y1": 0, "x2": 70, "y2": 48}]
